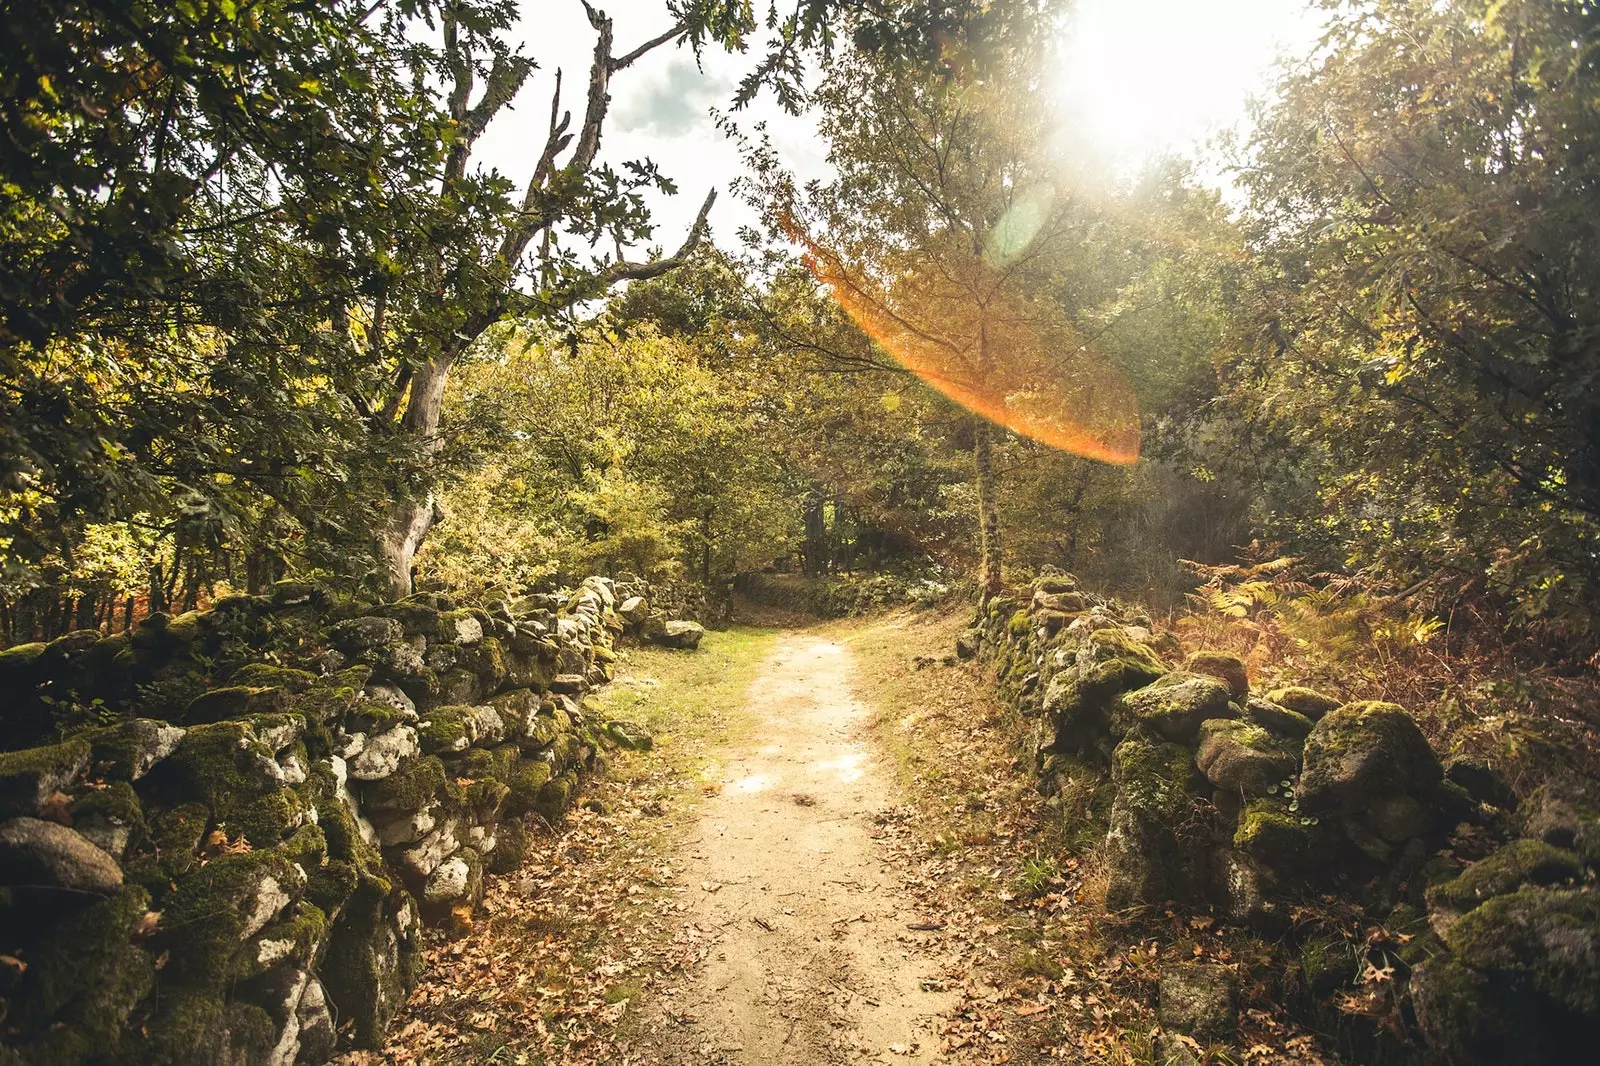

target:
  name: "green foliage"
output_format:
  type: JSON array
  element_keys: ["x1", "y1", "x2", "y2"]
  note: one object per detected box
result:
[{"x1": 1229, "y1": 0, "x2": 1600, "y2": 636}]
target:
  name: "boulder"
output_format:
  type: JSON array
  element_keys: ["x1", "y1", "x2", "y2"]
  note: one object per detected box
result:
[
  {"x1": 1241, "y1": 697, "x2": 1315, "y2": 742},
  {"x1": 347, "y1": 726, "x2": 420, "y2": 780},
  {"x1": 1195, "y1": 718, "x2": 1298, "y2": 795},
  {"x1": 605, "y1": 720, "x2": 653, "y2": 751},
  {"x1": 618, "y1": 596, "x2": 649, "y2": 625},
  {"x1": 1297, "y1": 701, "x2": 1441, "y2": 814},
  {"x1": 1427, "y1": 839, "x2": 1584, "y2": 936},
  {"x1": 1182, "y1": 650, "x2": 1249, "y2": 699},
  {"x1": 1444, "y1": 756, "x2": 1517, "y2": 812},
  {"x1": 0, "y1": 739, "x2": 90, "y2": 817},
  {"x1": 1415, "y1": 887, "x2": 1600, "y2": 1064},
  {"x1": 1104, "y1": 735, "x2": 1197, "y2": 909},
  {"x1": 954, "y1": 629, "x2": 982, "y2": 660},
  {"x1": 0, "y1": 817, "x2": 123, "y2": 894},
  {"x1": 328, "y1": 615, "x2": 405, "y2": 653},
  {"x1": 1232, "y1": 798, "x2": 1323, "y2": 870},
  {"x1": 1264, "y1": 685, "x2": 1342, "y2": 720},
  {"x1": 651, "y1": 620, "x2": 706, "y2": 651},
  {"x1": 1521, "y1": 773, "x2": 1600, "y2": 865},
  {"x1": 1157, "y1": 962, "x2": 1237, "y2": 1041},
  {"x1": 1115, "y1": 673, "x2": 1234, "y2": 744}
]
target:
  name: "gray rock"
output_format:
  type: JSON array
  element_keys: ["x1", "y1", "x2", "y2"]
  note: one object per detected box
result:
[
  {"x1": 1116, "y1": 673, "x2": 1234, "y2": 743},
  {"x1": 347, "y1": 726, "x2": 419, "y2": 781},
  {"x1": 329, "y1": 615, "x2": 405, "y2": 652},
  {"x1": 618, "y1": 595, "x2": 649, "y2": 624},
  {"x1": 1298, "y1": 701, "x2": 1441, "y2": 814},
  {"x1": 0, "y1": 817, "x2": 123, "y2": 894},
  {"x1": 1195, "y1": 718, "x2": 1298, "y2": 795},
  {"x1": 653, "y1": 620, "x2": 706, "y2": 651},
  {"x1": 1521, "y1": 773, "x2": 1599, "y2": 864},
  {"x1": 1158, "y1": 962, "x2": 1237, "y2": 1041},
  {"x1": 87, "y1": 719, "x2": 186, "y2": 781},
  {"x1": 605, "y1": 720, "x2": 653, "y2": 751}
]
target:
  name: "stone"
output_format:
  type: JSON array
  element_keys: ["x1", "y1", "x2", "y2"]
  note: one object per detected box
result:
[
  {"x1": 1369, "y1": 792, "x2": 1431, "y2": 843},
  {"x1": 364, "y1": 683, "x2": 418, "y2": 719},
  {"x1": 618, "y1": 596, "x2": 649, "y2": 624},
  {"x1": 1415, "y1": 886, "x2": 1600, "y2": 1062},
  {"x1": 1153, "y1": 1032, "x2": 1203, "y2": 1066},
  {"x1": 85, "y1": 719, "x2": 186, "y2": 782},
  {"x1": 550, "y1": 673, "x2": 588, "y2": 696},
  {"x1": 183, "y1": 684, "x2": 292, "y2": 724},
  {"x1": 439, "y1": 609, "x2": 484, "y2": 646},
  {"x1": 1104, "y1": 735, "x2": 1197, "y2": 909},
  {"x1": 1263, "y1": 685, "x2": 1341, "y2": 720},
  {"x1": 1182, "y1": 650, "x2": 1249, "y2": 698},
  {"x1": 653, "y1": 620, "x2": 706, "y2": 650},
  {"x1": 1116, "y1": 673, "x2": 1235, "y2": 744},
  {"x1": 0, "y1": 817, "x2": 123, "y2": 894},
  {"x1": 1195, "y1": 718, "x2": 1298, "y2": 795},
  {"x1": 1297, "y1": 701, "x2": 1441, "y2": 814},
  {"x1": 1521, "y1": 773, "x2": 1600, "y2": 865},
  {"x1": 1241, "y1": 697, "x2": 1315, "y2": 741},
  {"x1": 1444, "y1": 756, "x2": 1517, "y2": 811},
  {"x1": 0, "y1": 739, "x2": 90, "y2": 817},
  {"x1": 1427, "y1": 839, "x2": 1584, "y2": 936},
  {"x1": 1157, "y1": 962, "x2": 1237, "y2": 1041},
  {"x1": 328, "y1": 615, "x2": 404, "y2": 652},
  {"x1": 347, "y1": 726, "x2": 420, "y2": 780},
  {"x1": 605, "y1": 720, "x2": 653, "y2": 751},
  {"x1": 1233, "y1": 798, "x2": 1322, "y2": 869}
]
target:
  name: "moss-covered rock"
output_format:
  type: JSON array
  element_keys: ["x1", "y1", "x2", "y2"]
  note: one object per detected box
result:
[
  {"x1": 1417, "y1": 886, "x2": 1600, "y2": 1064},
  {"x1": 148, "y1": 720, "x2": 307, "y2": 847},
  {"x1": 1104, "y1": 735, "x2": 1198, "y2": 909},
  {"x1": 1264, "y1": 685, "x2": 1341, "y2": 720},
  {"x1": 0, "y1": 739, "x2": 89, "y2": 818},
  {"x1": 361, "y1": 755, "x2": 448, "y2": 814},
  {"x1": 1157, "y1": 961, "x2": 1237, "y2": 1041},
  {"x1": 533, "y1": 769, "x2": 579, "y2": 821},
  {"x1": 1196, "y1": 718, "x2": 1298, "y2": 795},
  {"x1": 1234, "y1": 798, "x2": 1322, "y2": 869},
  {"x1": 1242, "y1": 697, "x2": 1315, "y2": 742},
  {"x1": 82, "y1": 718, "x2": 186, "y2": 782},
  {"x1": 1183, "y1": 650, "x2": 1249, "y2": 698},
  {"x1": 417, "y1": 705, "x2": 477, "y2": 754},
  {"x1": 4, "y1": 883, "x2": 154, "y2": 1062},
  {"x1": 1428, "y1": 840, "x2": 1584, "y2": 928},
  {"x1": 1522, "y1": 773, "x2": 1600, "y2": 866},
  {"x1": 69, "y1": 780, "x2": 143, "y2": 859},
  {"x1": 504, "y1": 760, "x2": 555, "y2": 817},
  {"x1": 1115, "y1": 672, "x2": 1234, "y2": 744},
  {"x1": 157, "y1": 848, "x2": 305, "y2": 985},
  {"x1": 182, "y1": 683, "x2": 292, "y2": 724},
  {"x1": 1298, "y1": 701, "x2": 1441, "y2": 814},
  {"x1": 605, "y1": 720, "x2": 652, "y2": 751}
]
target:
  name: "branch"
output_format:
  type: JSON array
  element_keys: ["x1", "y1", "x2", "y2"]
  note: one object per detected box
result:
[
  {"x1": 592, "y1": 188, "x2": 717, "y2": 286},
  {"x1": 611, "y1": 20, "x2": 686, "y2": 72}
]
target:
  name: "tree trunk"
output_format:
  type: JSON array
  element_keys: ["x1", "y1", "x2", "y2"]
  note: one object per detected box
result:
[
  {"x1": 974, "y1": 418, "x2": 1003, "y2": 600},
  {"x1": 379, "y1": 353, "x2": 456, "y2": 599}
]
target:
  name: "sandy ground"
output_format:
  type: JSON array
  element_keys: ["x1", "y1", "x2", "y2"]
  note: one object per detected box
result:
[{"x1": 634, "y1": 633, "x2": 961, "y2": 1065}]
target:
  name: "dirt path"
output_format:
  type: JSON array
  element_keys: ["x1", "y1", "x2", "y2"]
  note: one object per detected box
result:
[{"x1": 634, "y1": 632, "x2": 960, "y2": 1065}]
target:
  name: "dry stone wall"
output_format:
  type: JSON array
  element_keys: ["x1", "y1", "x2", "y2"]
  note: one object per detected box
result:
[
  {"x1": 0, "y1": 575, "x2": 669, "y2": 1066},
  {"x1": 963, "y1": 573, "x2": 1600, "y2": 1066}
]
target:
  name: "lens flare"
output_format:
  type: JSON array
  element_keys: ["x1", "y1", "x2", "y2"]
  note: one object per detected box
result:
[{"x1": 790, "y1": 219, "x2": 1141, "y2": 466}]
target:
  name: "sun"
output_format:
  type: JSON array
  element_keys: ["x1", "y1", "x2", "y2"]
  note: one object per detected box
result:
[{"x1": 1056, "y1": 0, "x2": 1322, "y2": 170}]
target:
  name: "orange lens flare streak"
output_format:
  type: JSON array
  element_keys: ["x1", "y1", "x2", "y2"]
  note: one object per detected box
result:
[{"x1": 791, "y1": 224, "x2": 1141, "y2": 466}]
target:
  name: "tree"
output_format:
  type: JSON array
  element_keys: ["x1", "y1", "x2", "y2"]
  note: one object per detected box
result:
[
  {"x1": 1232, "y1": 0, "x2": 1600, "y2": 633},
  {"x1": 748, "y1": 12, "x2": 1142, "y2": 598}
]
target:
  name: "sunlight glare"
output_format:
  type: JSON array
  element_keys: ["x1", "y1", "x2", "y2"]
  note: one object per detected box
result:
[{"x1": 1057, "y1": 0, "x2": 1320, "y2": 168}]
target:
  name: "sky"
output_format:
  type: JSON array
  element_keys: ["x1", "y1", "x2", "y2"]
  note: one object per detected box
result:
[{"x1": 474, "y1": 0, "x2": 1325, "y2": 258}]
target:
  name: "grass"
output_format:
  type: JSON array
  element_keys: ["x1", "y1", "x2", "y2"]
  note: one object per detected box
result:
[{"x1": 588, "y1": 624, "x2": 783, "y2": 791}]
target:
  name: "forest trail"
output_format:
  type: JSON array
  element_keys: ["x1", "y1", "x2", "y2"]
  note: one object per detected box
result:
[{"x1": 633, "y1": 631, "x2": 960, "y2": 1065}]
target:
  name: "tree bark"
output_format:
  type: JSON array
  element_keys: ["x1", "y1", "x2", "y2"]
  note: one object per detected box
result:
[{"x1": 974, "y1": 418, "x2": 1003, "y2": 601}]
